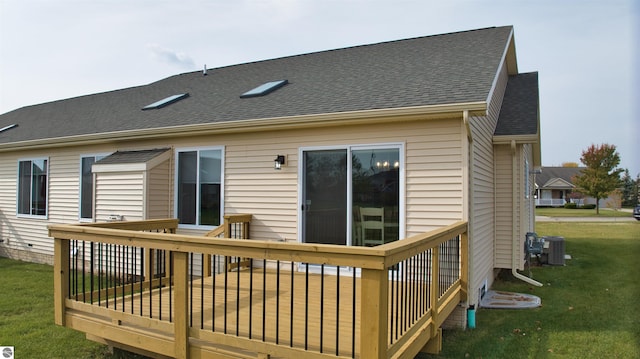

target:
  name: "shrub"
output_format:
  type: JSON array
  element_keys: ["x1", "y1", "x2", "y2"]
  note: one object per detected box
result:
[
  {"x1": 581, "y1": 204, "x2": 596, "y2": 209},
  {"x1": 564, "y1": 202, "x2": 577, "y2": 209}
]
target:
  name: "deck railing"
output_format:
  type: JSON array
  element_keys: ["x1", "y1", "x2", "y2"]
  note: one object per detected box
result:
[{"x1": 51, "y1": 217, "x2": 467, "y2": 359}]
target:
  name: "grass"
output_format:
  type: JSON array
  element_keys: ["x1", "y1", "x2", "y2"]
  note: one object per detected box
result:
[
  {"x1": 0, "y1": 258, "x2": 113, "y2": 358},
  {"x1": 1, "y1": 222, "x2": 638, "y2": 358},
  {"x1": 422, "y1": 222, "x2": 640, "y2": 358},
  {"x1": 536, "y1": 207, "x2": 633, "y2": 218}
]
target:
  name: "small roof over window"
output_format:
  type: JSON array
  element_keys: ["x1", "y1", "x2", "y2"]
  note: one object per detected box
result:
[
  {"x1": 92, "y1": 148, "x2": 171, "y2": 173},
  {"x1": 142, "y1": 93, "x2": 189, "y2": 110},
  {"x1": 240, "y1": 80, "x2": 288, "y2": 98}
]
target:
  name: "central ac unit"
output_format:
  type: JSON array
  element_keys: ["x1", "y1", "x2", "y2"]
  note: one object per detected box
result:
[{"x1": 543, "y1": 236, "x2": 565, "y2": 266}]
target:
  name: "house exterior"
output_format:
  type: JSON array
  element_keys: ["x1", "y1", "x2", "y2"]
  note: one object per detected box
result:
[
  {"x1": 535, "y1": 167, "x2": 584, "y2": 206},
  {"x1": 0, "y1": 25, "x2": 540, "y2": 339},
  {"x1": 534, "y1": 166, "x2": 614, "y2": 207}
]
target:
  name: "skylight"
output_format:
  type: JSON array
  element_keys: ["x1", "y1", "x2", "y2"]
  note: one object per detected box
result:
[
  {"x1": 0, "y1": 124, "x2": 17, "y2": 133},
  {"x1": 240, "y1": 80, "x2": 288, "y2": 98},
  {"x1": 142, "y1": 93, "x2": 189, "y2": 110}
]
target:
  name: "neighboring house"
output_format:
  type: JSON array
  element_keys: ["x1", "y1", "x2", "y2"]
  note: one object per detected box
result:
[
  {"x1": 535, "y1": 167, "x2": 584, "y2": 206},
  {"x1": 534, "y1": 166, "x2": 612, "y2": 207},
  {"x1": 0, "y1": 26, "x2": 540, "y2": 353}
]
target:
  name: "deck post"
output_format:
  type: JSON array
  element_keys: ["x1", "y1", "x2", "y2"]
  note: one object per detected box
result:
[
  {"x1": 173, "y1": 251, "x2": 189, "y2": 359},
  {"x1": 360, "y1": 267, "x2": 388, "y2": 359},
  {"x1": 53, "y1": 237, "x2": 70, "y2": 326},
  {"x1": 460, "y1": 231, "x2": 469, "y2": 301},
  {"x1": 430, "y1": 246, "x2": 440, "y2": 338}
]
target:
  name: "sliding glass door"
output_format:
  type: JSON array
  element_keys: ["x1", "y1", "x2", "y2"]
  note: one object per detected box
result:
[
  {"x1": 301, "y1": 145, "x2": 402, "y2": 246},
  {"x1": 302, "y1": 149, "x2": 348, "y2": 245}
]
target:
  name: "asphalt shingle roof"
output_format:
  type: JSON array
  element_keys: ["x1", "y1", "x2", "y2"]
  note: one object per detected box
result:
[
  {"x1": 494, "y1": 72, "x2": 539, "y2": 136},
  {"x1": 95, "y1": 148, "x2": 171, "y2": 165},
  {"x1": 0, "y1": 26, "x2": 514, "y2": 145},
  {"x1": 535, "y1": 167, "x2": 584, "y2": 188}
]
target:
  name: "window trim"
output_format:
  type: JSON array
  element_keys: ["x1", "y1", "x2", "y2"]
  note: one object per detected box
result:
[
  {"x1": 16, "y1": 157, "x2": 49, "y2": 219},
  {"x1": 174, "y1": 146, "x2": 225, "y2": 230}
]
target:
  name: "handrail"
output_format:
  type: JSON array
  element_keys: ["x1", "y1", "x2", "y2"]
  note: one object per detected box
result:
[
  {"x1": 51, "y1": 217, "x2": 468, "y2": 359},
  {"x1": 49, "y1": 220, "x2": 466, "y2": 271}
]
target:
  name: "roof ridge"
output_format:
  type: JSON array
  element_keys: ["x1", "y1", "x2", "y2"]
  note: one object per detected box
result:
[{"x1": 191, "y1": 26, "x2": 513, "y2": 76}]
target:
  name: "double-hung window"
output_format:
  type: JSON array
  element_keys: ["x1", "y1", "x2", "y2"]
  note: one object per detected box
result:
[
  {"x1": 176, "y1": 148, "x2": 223, "y2": 227},
  {"x1": 17, "y1": 158, "x2": 48, "y2": 217}
]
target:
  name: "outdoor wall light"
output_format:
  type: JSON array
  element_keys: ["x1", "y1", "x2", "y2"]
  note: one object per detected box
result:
[{"x1": 274, "y1": 155, "x2": 286, "y2": 170}]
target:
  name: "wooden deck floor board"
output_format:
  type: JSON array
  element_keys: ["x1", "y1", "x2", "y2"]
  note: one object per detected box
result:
[{"x1": 102, "y1": 267, "x2": 361, "y2": 357}]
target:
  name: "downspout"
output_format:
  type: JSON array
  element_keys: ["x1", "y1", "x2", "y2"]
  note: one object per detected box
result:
[{"x1": 511, "y1": 140, "x2": 542, "y2": 287}]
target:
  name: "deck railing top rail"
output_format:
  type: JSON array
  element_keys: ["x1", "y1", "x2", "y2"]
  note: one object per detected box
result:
[{"x1": 49, "y1": 219, "x2": 467, "y2": 270}]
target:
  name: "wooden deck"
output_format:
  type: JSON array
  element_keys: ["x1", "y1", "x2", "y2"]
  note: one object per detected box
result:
[
  {"x1": 51, "y1": 217, "x2": 468, "y2": 359},
  {"x1": 71, "y1": 267, "x2": 360, "y2": 357}
]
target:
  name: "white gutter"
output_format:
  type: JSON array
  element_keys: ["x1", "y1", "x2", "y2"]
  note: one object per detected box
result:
[{"x1": 511, "y1": 140, "x2": 542, "y2": 287}]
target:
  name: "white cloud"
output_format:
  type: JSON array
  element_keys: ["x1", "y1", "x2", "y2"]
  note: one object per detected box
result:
[{"x1": 147, "y1": 44, "x2": 196, "y2": 70}]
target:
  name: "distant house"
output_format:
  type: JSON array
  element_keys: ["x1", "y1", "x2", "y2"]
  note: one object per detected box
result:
[
  {"x1": 1, "y1": 26, "x2": 541, "y2": 357},
  {"x1": 534, "y1": 167, "x2": 584, "y2": 206},
  {"x1": 534, "y1": 166, "x2": 612, "y2": 207}
]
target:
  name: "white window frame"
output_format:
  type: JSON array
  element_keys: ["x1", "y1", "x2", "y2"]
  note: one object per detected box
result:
[
  {"x1": 16, "y1": 157, "x2": 49, "y2": 219},
  {"x1": 174, "y1": 146, "x2": 225, "y2": 230},
  {"x1": 78, "y1": 153, "x2": 109, "y2": 222}
]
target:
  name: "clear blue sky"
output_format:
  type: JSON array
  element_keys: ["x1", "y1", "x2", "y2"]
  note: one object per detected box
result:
[{"x1": 1, "y1": 0, "x2": 637, "y2": 176}]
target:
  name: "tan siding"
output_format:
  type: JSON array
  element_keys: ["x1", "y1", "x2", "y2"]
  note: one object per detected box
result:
[
  {"x1": 523, "y1": 144, "x2": 535, "y2": 233},
  {"x1": 218, "y1": 119, "x2": 465, "y2": 241},
  {"x1": 147, "y1": 159, "x2": 172, "y2": 219},
  {"x1": 494, "y1": 144, "x2": 513, "y2": 268},
  {"x1": 1, "y1": 117, "x2": 466, "y2": 261},
  {"x1": 467, "y1": 62, "x2": 509, "y2": 303},
  {"x1": 95, "y1": 172, "x2": 145, "y2": 222}
]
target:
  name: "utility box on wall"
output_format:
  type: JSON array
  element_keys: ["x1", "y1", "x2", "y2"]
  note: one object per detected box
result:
[{"x1": 543, "y1": 236, "x2": 565, "y2": 265}]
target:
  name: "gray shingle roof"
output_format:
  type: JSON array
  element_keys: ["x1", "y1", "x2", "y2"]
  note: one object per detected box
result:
[
  {"x1": 494, "y1": 72, "x2": 539, "y2": 136},
  {"x1": 95, "y1": 148, "x2": 171, "y2": 165},
  {"x1": 535, "y1": 167, "x2": 584, "y2": 188},
  {"x1": 0, "y1": 26, "x2": 514, "y2": 145}
]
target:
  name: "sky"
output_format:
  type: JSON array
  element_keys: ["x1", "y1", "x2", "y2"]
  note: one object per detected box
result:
[{"x1": 1, "y1": 0, "x2": 638, "y2": 176}]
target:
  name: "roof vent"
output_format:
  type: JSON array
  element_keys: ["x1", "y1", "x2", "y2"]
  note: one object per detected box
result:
[{"x1": 203, "y1": 64, "x2": 207, "y2": 76}]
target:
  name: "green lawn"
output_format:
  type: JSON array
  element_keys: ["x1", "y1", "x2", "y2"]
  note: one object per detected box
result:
[
  {"x1": 423, "y1": 222, "x2": 640, "y2": 358},
  {"x1": 0, "y1": 258, "x2": 112, "y2": 358},
  {"x1": 536, "y1": 207, "x2": 633, "y2": 218},
  {"x1": 1, "y1": 222, "x2": 639, "y2": 358}
]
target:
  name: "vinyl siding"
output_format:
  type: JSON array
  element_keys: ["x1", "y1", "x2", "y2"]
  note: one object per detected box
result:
[
  {"x1": 1, "y1": 117, "x2": 465, "y2": 263},
  {"x1": 494, "y1": 144, "x2": 513, "y2": 268},
  {"x1": 466, "y1": 62, "x2": 508, "y2": 304},
  {"x1": 147, "y1": 159, "x2": 172, "y2": 219},
  {"x1": 494, "y1": 144, "x2": 531, "y2": 270},
  {"x1": 523, "y1": 144, "x2": 535, "y2": 233},
  {"x1": 95, "y1": 172, "x2": 145, "y2": 222}
]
